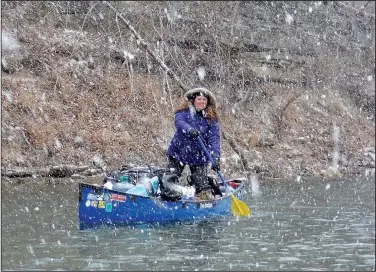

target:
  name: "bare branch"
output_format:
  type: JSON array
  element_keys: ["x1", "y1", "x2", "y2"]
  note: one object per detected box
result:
[
  {"x1": 102, "y1": 1, "x2": 190, "y2": 92},
  {"x1": 336, "y1": 1, "x2": 375, "y2": 18}
]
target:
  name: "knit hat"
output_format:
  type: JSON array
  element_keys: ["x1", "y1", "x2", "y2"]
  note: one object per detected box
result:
[{"x1": 184, "y1": 87, "x2": 217, "y2": 108}]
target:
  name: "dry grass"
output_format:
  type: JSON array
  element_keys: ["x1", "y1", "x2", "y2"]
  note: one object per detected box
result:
[{"x1": 2, "y1": 63, "x2": 173, "y2": 167}]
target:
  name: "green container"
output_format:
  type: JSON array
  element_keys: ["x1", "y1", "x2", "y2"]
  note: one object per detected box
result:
[{"x1": 119, "y1": 175, "x2": 129, "y2": 183}]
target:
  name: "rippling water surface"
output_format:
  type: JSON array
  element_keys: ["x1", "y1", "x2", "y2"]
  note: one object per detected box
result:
[{"x1": 1, "y1": 175, "x2": 374, "y2": 271}]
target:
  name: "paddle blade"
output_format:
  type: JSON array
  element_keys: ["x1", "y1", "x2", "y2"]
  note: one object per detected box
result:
[{"x1": 231, "y1": 194, "x2": 251, "y2": 216}]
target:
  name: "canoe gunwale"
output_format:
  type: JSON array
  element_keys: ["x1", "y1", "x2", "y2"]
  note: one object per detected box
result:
[{"x1": 79, "y1": 180, "x2": 244, "y2": 203}]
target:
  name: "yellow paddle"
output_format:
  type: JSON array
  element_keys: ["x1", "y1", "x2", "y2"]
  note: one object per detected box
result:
[{"x1": 197, "y1": 137, "x2": 251, "y2": 216}]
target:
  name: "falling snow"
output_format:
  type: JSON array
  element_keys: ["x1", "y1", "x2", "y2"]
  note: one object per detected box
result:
[
  {"x1": 196, "y1": 66, "x2": 206, "y2": 81},
  {"x1": 1, "y1": 1, "x2": 375, "y2": 270},
  {"x1": 285, "y1": 13, "x2": 294, "y2": 25}
]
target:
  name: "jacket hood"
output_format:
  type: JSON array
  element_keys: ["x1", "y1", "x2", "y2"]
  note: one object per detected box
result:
[{"x1": 184, "y1": 87, "x2": 217, "y2": 108}]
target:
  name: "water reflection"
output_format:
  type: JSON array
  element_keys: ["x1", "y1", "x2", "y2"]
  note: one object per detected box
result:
[{"x1": 1, "y1": 175, "x2": 374, "y2": 271}]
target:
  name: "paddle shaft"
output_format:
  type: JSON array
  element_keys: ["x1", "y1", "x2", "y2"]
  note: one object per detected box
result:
[{"x1": 197, "y1": 136, "x2": 229, "y2": 190}]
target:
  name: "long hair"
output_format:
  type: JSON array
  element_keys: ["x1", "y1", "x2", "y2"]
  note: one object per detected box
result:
[{"x1": 175, "y1": 100, "x2": 219, "y2": 121}]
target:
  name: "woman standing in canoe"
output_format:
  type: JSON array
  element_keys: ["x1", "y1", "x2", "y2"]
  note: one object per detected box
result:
[{"x1": 167, "y1": 87, "x2": 221, "y2": 199}]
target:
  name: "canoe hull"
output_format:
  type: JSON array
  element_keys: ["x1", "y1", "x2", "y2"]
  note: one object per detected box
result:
[{"x1": 78, "y1": 181, "x2": 246, "y2": 230}]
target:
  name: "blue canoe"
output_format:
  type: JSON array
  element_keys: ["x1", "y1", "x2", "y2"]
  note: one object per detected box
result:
[{"x1": 78, "y1": 176, "x2": 247, "y2": 230}]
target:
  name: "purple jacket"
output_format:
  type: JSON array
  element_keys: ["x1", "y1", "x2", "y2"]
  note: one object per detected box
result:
[{"x1": 167, "y1": 108, "x2": 220, "y2": 165}]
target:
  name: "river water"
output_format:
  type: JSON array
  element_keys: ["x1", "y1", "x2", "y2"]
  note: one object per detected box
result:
[{"x1": 1, "y1": 174, "x2": 375, "y2": 271}]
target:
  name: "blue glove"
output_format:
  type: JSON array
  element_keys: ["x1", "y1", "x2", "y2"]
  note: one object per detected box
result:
[
  {"x1": 211, "y1": 157, "x2": 220, "y2": 171},
  {"x1": 188, "y1": 129, "x2": 200, "y2": 139}
]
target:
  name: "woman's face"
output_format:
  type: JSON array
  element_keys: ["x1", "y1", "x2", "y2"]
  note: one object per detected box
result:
[{"x1": 194, "y1": 95, "x2": 208, "y2": 111}]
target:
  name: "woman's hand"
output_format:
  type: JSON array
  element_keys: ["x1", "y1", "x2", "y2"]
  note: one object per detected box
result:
[
  {"x1": 211, "y1": 157, "x2": 220, "y2": 171},
  {"x1": 188, "y1": 129, "x2": 200, "y2": 139}
]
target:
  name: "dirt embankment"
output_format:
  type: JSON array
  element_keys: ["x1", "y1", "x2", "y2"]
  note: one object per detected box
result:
[{"x1": 1, "y1": 1, "x2": 375, "y2": 180}]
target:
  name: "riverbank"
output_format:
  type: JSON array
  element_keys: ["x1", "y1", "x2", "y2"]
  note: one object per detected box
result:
[
  {"x1": 2, "y1": 167, "x2": 374, "y2": 187},
  {"x1": 1, "y1": 2, "x2": 374, "y2": 180}
]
